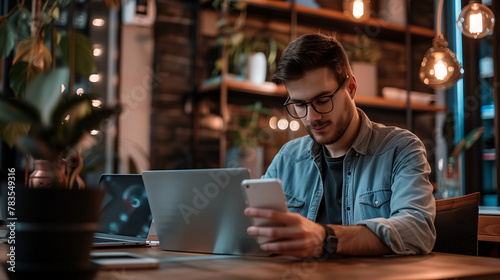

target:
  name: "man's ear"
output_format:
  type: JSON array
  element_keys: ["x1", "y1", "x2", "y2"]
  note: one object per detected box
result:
[{"x1": 348, "y1": 75, "x2": 357, "y2": 98}]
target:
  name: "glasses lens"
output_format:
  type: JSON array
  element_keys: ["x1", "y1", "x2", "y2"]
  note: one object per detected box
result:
[
  {"x1": 286, "y1": 103, "x2": 306, "y2": 119},
  {"x1": 311, "y1": 96, "x2": 333, "y2": 114}
]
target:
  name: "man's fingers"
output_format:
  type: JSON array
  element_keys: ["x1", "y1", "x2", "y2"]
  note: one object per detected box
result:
[
  {"x1": 244, "y1": 207, "x2": 297, "y2": 224},
  {"x1": 247, "y1": 225, "x2": 302, "y2": 240}
]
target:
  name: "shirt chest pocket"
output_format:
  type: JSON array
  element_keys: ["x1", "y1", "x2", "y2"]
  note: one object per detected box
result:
[
  {"x1": 285, "y1": 194, "x2": 306, "y2": 215},
  {"x1": 358, "y1": 189, "x2": 392, "y2": 220}
]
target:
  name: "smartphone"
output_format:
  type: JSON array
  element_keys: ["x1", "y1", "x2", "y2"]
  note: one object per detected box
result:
[
  {"x1": 241, "y1": 178, "x2": 288, "y2": 243},
  {"x1": 90, "y1": 252, "x2": 159, "y2": 270}
]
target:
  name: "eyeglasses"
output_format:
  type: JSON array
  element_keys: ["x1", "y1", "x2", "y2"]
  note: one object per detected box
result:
[{"x1": 283, "y1": 75, "x2": 349, "y2": 119}]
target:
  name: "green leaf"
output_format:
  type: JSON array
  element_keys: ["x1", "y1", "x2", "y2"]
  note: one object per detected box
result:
[
  {"x1": 16, "y1": 135, "x2": 41, "y2": 158},
  {"x1": 0, "y1": 122, "x2": 31, "y2": 148},
  {"x1": 69, "y1": 107, "x2": 119, "y2": 147},
  {"x1": 25, "y1": 68, "x2": 70, "y2": 126},
  {"x1": 0, "y1": 98, "x2": 41, "y2": 124},
  {"x1": 8, "y1": 62, "x2": 39, "y2": 99},
  {"x1": 51, "y1": 95, "x2": 92, "y2": 127},
  {"x1": 0, "y1": 16, "x2": 17, "y2": 59},
  {"x1": 13, "y1": 37, "x2": 52, "y2": 76},
  {"x1": 59, "y1": 31, "x2": 95, "y2": 76}
]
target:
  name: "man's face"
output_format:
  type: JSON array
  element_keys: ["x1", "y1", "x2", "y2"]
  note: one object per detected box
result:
[{"x1": 284, "y1": 67, "x2": 355, "y2": 145}]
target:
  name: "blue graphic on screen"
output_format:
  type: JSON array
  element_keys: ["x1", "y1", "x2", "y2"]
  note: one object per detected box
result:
[{"x1": 98, "y1": 175, "x2": 152, "y2": 238}]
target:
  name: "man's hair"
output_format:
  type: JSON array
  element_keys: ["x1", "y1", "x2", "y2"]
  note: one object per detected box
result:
[{"x1": 272, "y1": 33, "x2": 352, "y2": 85}]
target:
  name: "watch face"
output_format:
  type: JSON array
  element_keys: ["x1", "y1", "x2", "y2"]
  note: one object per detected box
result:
[{"x1": 325, "y1": 235, "x2": 338, "y2": 254}]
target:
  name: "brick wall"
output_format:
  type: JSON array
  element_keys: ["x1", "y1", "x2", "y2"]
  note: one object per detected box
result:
[{"x1": 150, "y1": 0, "x2": 199, "y2": 170}]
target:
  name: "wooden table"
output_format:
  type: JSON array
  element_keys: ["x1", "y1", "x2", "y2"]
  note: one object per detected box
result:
[
  {"x1": 3, "y1": 245, "x2": 500, "y2": 279},
  {"x1": 479, "y1": 206, "x2": 500, "y2": 243}
]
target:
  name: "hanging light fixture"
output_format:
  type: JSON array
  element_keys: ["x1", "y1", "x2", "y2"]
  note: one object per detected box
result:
[
  {"x1": 419, "y1": 0, "x2": 464, "y2": 90},
  {"x1": 456, "y1": 0, "x2": 495, "y2": 39},
  {"x1": 343, "y1": 0, "x2": 371, "y2": 21}
]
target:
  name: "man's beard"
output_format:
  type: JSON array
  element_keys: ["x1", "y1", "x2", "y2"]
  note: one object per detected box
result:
[
  {"x1": 305, "y1": 107, "x2": 353, "y2": 145},
  {"x1": 305, "y1": 120, "x2": 346, "y2": 145}
]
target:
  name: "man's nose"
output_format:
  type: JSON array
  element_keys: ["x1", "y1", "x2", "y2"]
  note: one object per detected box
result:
[{"x1": 306, "y1": 104, "x2": 321, "y2": 122}]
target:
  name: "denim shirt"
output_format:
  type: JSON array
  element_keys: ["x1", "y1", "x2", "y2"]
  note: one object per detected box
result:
[{"x1": 263, "y1": 109, "x2": 436, "y2": 255}]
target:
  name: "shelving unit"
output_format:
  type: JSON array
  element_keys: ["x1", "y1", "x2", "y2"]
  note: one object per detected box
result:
[
  {"x1": 195, "y1": 0, "x2": 440, "y2": 172},
  {"x1": 200, "y1": 78, "x2": 445, "y2": 112}
]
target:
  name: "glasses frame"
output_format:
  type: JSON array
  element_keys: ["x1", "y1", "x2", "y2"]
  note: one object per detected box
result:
[{"x1": 283, "y1": 75, "x2": 349, "y2": 119}]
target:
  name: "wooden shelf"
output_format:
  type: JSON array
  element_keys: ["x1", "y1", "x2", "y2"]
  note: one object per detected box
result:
[
  {"x1": 200, "y1": 79, "x2": 445, "y2": 112},
  {"x1": 245, "y1": 0, "x2": 435, "y2": 39},
  {"x1": 355, "y1": 95, "x2": 445, "y2": 112}
]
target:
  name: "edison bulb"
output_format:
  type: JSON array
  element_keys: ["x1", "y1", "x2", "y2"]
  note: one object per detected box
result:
[
  {"x1": 419, "y1": 34, "x2": 464, "y2": 90},
  {"x1": 343, "y1": 0, "x2": 371, "y2": 21},
  {"x1": 457, "y1": 1, "x2": 495, "y2": 39}
]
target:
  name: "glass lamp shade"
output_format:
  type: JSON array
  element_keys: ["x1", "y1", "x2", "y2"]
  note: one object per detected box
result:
[
  {"x1": 419, "y1": 35, "x2": 464, "y2": 90},
  {"x1": 343, "y1": 0, "x2": 371, "y2": 21},
  {"x1": 457, "y1": 1, "x2": 495, "y2": 39}
]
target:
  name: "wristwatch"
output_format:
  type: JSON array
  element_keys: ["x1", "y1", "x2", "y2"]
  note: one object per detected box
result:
[{"x1": 321, "y1": 224, "x2": 338, "y2": 256}]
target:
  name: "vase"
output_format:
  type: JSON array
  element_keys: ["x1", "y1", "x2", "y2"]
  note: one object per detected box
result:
[
  {"x1": 226, "y1": 146, "x2": 264, "y2": 179},
  {"x1": 28, "y1": 159, "x2": 54, "y2": 188},
  {"x1": 2, "y1": 187, "x2": 104, "y2": 280},
  {"x1": 351, "y1": 62, "x2": 378, "y2": 97},
  {"x1": 247, "y1": 52, "x2": 267, "y2": 85},
  {"x1": 379, "y1": 0, "x2": 406, "y2": 25}
]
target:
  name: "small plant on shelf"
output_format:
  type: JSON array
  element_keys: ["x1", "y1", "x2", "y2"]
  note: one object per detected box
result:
[
  {"x1": 228, "y1": 101, "x2": 272, "y2": 150},
  {"x1": 342, "y1": 35, "x2": 382, "y2": 64}
]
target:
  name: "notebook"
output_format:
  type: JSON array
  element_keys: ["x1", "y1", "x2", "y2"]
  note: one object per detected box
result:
[
  {"x1": 142, "y1": 168, "x2": 266, "y2": 256},
  {"x1": 93, "y1": 174, "x2": 153, "y2": 247}
]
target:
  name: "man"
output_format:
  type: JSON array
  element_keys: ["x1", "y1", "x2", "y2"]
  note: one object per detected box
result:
[{"x1": 244, "y1": 33, "x2": 436, "y2": 258}]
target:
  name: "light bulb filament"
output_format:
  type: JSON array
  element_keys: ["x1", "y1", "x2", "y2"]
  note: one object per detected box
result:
[
  {"x1": 469, "y1": 13, "x2": 483, "y2": 34},
  {"x1": 353, "y1": 0, "x2": 364, "y2": 19},
  {"x1": 434, "y1": 60, "x2": 448, "y2": 81}
]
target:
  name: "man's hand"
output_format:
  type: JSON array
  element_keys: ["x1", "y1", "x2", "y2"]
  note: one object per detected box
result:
[{"x1": 244, "y1": 207, "x2": 326, "y2": 258}]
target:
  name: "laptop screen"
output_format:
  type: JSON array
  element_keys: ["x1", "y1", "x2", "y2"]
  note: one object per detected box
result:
[{"x1": 97, "y1": 174, "x2": 152, "y2": 239}]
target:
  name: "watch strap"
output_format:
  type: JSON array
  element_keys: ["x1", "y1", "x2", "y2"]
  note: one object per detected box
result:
[{"x1": 321, "y1": 224, "x2": 338, "y2": 256}]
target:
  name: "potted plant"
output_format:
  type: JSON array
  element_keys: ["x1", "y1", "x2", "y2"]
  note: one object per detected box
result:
[
  {"x1": 211, "y1": 0, "x2": 286, "y2": 84},
  {"x1": 343, "y1": 35, "x2": 382, "y2": 97},
  {"x1": 0, "y1": 1, "x2": 120, "y2": 279},
  {"x1": 226, "y1": 101, "x2": 272, "y2": 178}
]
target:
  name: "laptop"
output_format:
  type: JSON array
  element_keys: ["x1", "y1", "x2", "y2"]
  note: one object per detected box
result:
[
  {"x1": 93, "y1": 174, "x2": 153, "y2": 247},
  {"x1": 142, "y1": 168, "x2": 266, "y2": 256}
]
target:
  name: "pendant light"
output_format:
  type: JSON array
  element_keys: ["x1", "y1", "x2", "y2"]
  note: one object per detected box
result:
[
  {"x1": 419, "y1": 0, "x2": 464, "y2": 90},
  {"x1": 457, "y1": 0, "x2": 495, "y2": 39},
  {"x1": 343, "y1": 0, "x2": 371, "y2": 21}
]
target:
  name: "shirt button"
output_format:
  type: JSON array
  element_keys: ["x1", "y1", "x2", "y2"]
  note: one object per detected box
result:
[
  {"x1": 356, "y1": 153, "x2": 359, "y2": 157},
  {"x1": 347, "y1": 171, "x2": 351, "y2": 176},
  {"x1": 374, "y1": 200, "x2": 379, "y2": 205},
  {"x1": 347, "y1": 207, "x2": 351, "y2": 211}
]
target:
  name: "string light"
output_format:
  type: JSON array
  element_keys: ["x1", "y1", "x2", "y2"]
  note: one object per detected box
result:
[
  {"x1": 89, "y1": 74, "x2": 102, "y2": 83},
  {"x1": 457, "y1": 0, "x2": 495, "y2": 39},
  {"x1": 92, "y1": 18, "x2": 105, "y2": 27},
  {"x1": 418, "y1": 0, "x2": 463, "y2": 90},
  {"x1": 343, "y1": 0, "x2": 371, "y2": 21},
  {"x1": 289, "y1": 120, "x2": 300, "y2": 132},
  {"x1": 277, "y1": 119, "x2": 288, "y2": 130}
]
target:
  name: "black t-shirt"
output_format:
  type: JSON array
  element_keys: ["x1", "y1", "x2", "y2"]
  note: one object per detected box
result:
[{"x1": 315, "y1": 147, "x2": 344, "y2": 225}]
